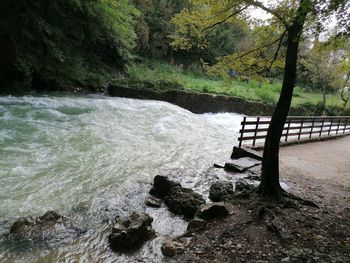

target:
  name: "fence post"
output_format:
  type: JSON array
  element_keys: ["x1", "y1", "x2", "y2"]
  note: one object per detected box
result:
[
  {"x1": 336, "y1": 118, "x2": 341, "y2": 134},
  {"x1": 319, "y1": 118, "x2": 325, "y2": 137},
  {"x1": 310, "y1": 118, "x2": 315, "y2": 138},
  {"x1": 328, "y1": 118, "x2": 333, "y2": 136},
  {"x1": 344, "y1": 118, "x2": 348, "y2": 134},
  {"x1": 252, "y1": 117, "x2": 260, "y2": 147},
  {"x1": 239, "y1": 117, "x2": 246, "y2": 148},
  {"x1": 298, "y1": 118, "x2": 304, "y2": 140},
  {"x1": 285, "y1": 118, "x2": 291, "y2": 142}
]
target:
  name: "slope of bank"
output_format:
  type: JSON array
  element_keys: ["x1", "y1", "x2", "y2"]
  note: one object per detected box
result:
[{"x1": 107, "y1": 84, "x2": 343, "y2": 116}]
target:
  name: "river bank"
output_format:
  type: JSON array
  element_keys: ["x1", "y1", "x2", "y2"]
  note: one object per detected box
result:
[
  {"x1": 169, "y1": 136, "x2": 350, "y2": 262},
  {"x1": 107, "y1": 83, "x2": 348, "y2": 116}
]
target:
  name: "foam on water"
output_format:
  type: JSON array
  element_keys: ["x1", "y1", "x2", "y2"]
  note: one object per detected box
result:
[{"x1": 0, "y1": 95, "x2": 243, "y2": 262}]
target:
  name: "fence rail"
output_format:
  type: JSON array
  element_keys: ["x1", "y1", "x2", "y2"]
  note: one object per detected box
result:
[{"x1": 238, "y1": 116, "x2": 350, "y2": 148}]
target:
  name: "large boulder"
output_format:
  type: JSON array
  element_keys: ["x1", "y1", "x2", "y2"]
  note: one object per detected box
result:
[
  {"x1": 9, "y1": 211, "x2": 66, "y2": 240},
  {"x1": 209, "y1": 181, "x2": 234, "y2": 202},
  {"x1": 194, "y1": 202, "x2": 229, "y2": 220},
  {"x1": 164, "y1": 186, "x2": 205, "y2": 218},
  {"x1": 149, "y1": 175, "x2": 180, "y2": 198},
  {"x1": 108, "y1": 212, "x2": 156, "y2": 251}
]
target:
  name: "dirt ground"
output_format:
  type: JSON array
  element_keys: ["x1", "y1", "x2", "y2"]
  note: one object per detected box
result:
[{"x1": 171, "y1": 136, "x2": 350, "y2": 263}]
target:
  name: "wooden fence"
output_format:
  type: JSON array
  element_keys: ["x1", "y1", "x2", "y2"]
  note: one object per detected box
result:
[{"x1": 238, "y1": 116, "x2": 350, "y2": 148}]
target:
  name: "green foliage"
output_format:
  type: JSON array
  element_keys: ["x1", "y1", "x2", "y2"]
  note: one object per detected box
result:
[
  {"x1": 128, "y1": 61, "x2": 350, "y2": 113},
  {"x1": 0, "y1": 0, "x2": 138, "y2": 91},
  {"x1": 132, "y1": 0, "x2": 190, "y2": 58}
]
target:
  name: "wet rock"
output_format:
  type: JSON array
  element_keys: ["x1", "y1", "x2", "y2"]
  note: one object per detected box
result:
[
  {"x1": 225, "y1": 157, "x2": 261, "y2": 173},
  {"x1": 108, "y1": 212, "x2": 155, "y2": 251},
  {"x1": 194, "y1": 202, "x2": 229, "y2": 220},
  {"x1": 213, "y1": 163, "x2": 225, "y2": 168},
  {"x1": 161, "y1": 238, "x2": 191, "y2": 257},
  {"x1": 10, "y1": 211, "x2": 65, "y2": 239},
  {"x1": 145, "y1": 197, "x2": 162, "y2": 208},
  {"x1": 149, "y1": 175, "x2": 180, "y2": 198},
  {"x1": 164, "y1": 186, "x2": 205, "y2": 218},
  {"x1": 187, "y1": 218, "x2": 207, "y2": 232},
  {"x1": 231, "y1": 146, "x2": 263, "y2": 160},
  {"x1": 209, "y1": 181, "x2": 234, "y2": 202},
  {"x1": 235, "y1": 179, "x2": 256, "y2": 192}
]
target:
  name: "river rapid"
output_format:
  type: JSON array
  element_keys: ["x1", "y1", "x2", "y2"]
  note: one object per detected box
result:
[{"x1": 0, "y1": 95, "x2": 243, "y2": 262}]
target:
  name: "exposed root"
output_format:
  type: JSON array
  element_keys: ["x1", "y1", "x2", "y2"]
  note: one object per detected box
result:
[{"x1": 283, "y1": 192, "x2": 319, "y2": 208}]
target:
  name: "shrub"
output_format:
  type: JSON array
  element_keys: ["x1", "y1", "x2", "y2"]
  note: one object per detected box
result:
[{"x1": 256, "y1": 89, "x2": 276, "y2": 104}]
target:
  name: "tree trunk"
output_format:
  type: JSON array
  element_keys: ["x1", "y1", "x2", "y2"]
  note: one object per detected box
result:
[
  {"x1": 322, "y1": 84, "x2": 327, "y2": 114},
  {"x1": 341, "y1": 72, "x2": 350, "y2": 111},
  {"x1": 258, "y1": 0, "x2": 310, "y2": 199}
]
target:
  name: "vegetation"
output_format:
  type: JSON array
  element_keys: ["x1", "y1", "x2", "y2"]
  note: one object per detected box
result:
[
  {"x1": 127, "y1": 61, "x2": 350, "y2": 114},
  {"x1": 0, "y1": 0, "x2": 139, "y2": 92}
]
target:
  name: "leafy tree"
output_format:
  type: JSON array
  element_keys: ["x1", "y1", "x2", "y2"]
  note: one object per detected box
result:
[
  {"x1": 132, "y1": 0, "x2": 190, "y2": 58},
  {"x1": 0, "y1": 0, "x2": 139, "y2": 91},
  {"x1": 171, "y1": 0, "x2": 350, "y2": 199},
  {"x1": 299, "y1": 41, "x2": 339, "y2": 111}
]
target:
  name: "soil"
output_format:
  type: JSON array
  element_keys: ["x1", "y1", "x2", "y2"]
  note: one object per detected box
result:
[{"x1": 170, "y1": 136, "x2": 350, "y2": 263}]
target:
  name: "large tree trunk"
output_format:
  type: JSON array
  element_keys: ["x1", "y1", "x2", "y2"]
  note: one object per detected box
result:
[{"x1": 258, "y1": 0, "x2": 310, "y2": 199}]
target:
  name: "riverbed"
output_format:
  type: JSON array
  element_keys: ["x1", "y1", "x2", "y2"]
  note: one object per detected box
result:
[{"x1": 0, "y1": 95, "x2": 243, "y2": 262}]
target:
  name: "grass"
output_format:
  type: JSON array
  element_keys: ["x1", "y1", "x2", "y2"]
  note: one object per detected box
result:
[{"x1": 127, "y1": 60, "x2": 349, "y2": 111}]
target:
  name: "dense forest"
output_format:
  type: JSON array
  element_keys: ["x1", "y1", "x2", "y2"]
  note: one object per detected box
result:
[{"x1": 0, "y1": 0, "x2": 349, "y2": 114}]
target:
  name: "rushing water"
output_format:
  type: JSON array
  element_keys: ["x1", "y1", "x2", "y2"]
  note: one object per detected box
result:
[{"x1": 0, "y1": 95, "x2": 243, "y2": 262}]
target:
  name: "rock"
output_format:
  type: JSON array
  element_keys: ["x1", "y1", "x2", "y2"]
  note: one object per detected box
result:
[
  {"x1": 231, "y1": 146, "x2": 263, "y2": 160},
  {"x1": 213, "y1": 163, "x2": 225, "y2": 168},
  {"x1": 149, "y1": 175, "x2": 180, "y2": 198},
  {"x1": 187, "y1": 218, "x2": 207, "y2": 232},
  {"x1": 10, "y1": 211, "x2": 65, "y2": 239},
  {"x1": 108, "y1": 212, "x2": 156, "y2": 251},
  {"x1": 209, "y1": 181, "x2": 234, "y2": 202},
  {"x1": 161, "y1": 238, "x2": 191, "y2": 257},
  {"x1": 194, "y1": 202, "x2": 229, "y2": 220},
  {"x1": 235, "y1": 179, "x2": 256, "y2": 192},
  {"x1": 164, "y1": 186, "x2": 205, "y2": 218},
  {"x1": 145, "y1": 197, "x2": 161, "y2": 208},
  {"x1": 224, "y1": 162, "x2": 247, "y2": 172},
  {"x1": 225, "y1": 157, "x2": 261, "y2": 173}
]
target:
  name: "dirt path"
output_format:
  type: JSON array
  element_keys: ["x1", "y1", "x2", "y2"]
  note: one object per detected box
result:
[
  {"x1": 280, "y1": 136, "x2": 350, "y2": 212},
  {"x1": 280, "y1": 135, "x2": 350, "y2": 185}
]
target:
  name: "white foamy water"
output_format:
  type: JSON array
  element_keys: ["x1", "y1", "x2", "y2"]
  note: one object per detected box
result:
[{"x1": 0, "y1": 95, "x2": 243, "y2": 262}]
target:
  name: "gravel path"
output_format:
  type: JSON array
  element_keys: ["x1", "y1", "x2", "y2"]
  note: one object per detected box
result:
[
  {"x1": 280, "y1": 135, "x2": 350, "y2": 186},
  {"x1": 279, "y1": 135, "x2": 350, "y2": 212}
]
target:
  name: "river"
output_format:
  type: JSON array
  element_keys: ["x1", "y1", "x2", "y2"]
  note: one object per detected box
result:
[{"x1": 0, "y1": 95, "x2": 242, "y2": 262}]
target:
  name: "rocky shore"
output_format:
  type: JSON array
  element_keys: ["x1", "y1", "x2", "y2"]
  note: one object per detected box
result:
[{"x1": 6, "y1": 144, "x2": 350, "y2": 262}]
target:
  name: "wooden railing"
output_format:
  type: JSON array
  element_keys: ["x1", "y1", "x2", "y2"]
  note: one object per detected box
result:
[{"x1": 238, "y1": 116, "x2": 350, "y2": 148}]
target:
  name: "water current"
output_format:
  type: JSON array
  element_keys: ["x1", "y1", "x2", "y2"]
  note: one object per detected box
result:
[{"x1": 0, "y1": 95, "x2": 243, "y2": 262}]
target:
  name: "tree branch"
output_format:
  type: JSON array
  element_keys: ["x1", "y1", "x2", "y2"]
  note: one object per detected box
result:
[
  {"x1": 248, "y1": 0, "x2": 288, "y2": 28},
  {"x1": 266, "y1": 30, "x2": 287, "y2": 74},
  {"x1": 202, "y1": 5, "x2": 249, "y2": 33},
  {"x1": 234, "y1": 32, "x2": 286, "y2": 60}
]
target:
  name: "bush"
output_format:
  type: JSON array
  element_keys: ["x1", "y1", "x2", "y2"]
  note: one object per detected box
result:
[{"x1": 256, "y1": 89, "x2": 276, "y2": 104}]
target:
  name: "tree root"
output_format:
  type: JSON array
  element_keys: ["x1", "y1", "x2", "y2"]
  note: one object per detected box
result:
[{"x1": 282, "y1": 192, "x2": 319, "y2": 208}]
